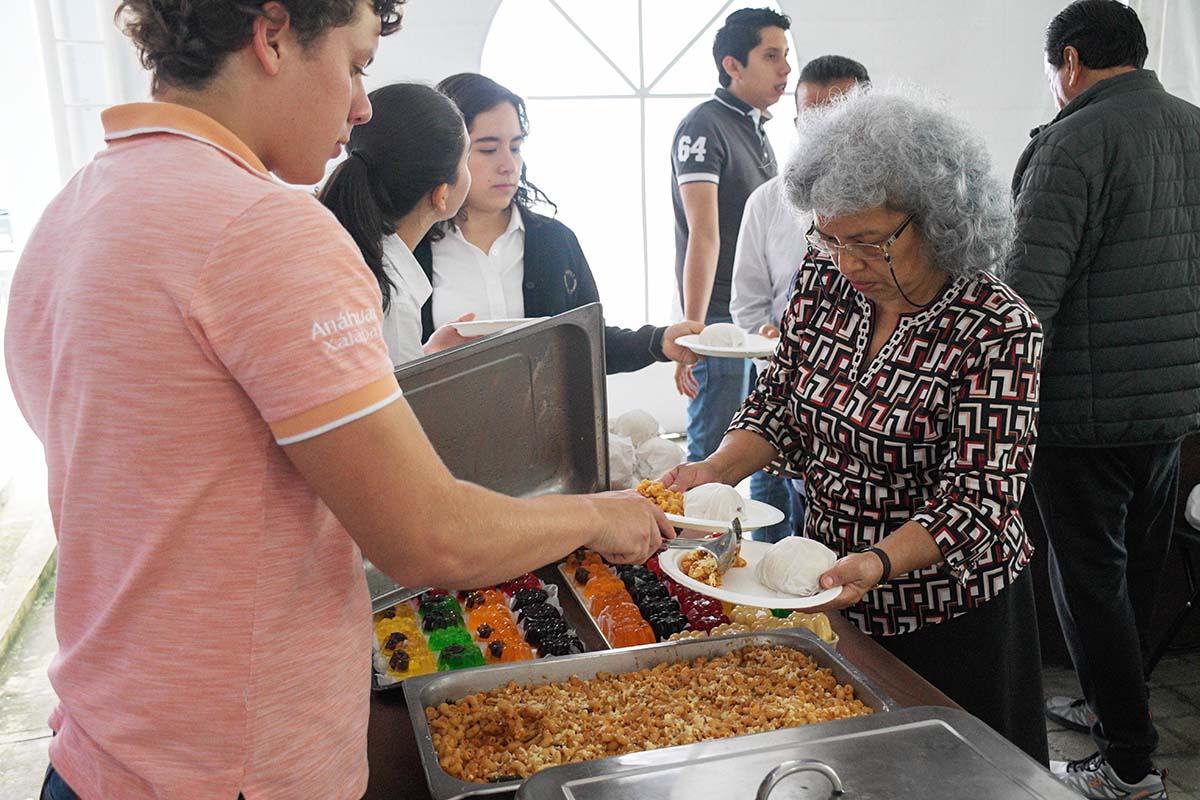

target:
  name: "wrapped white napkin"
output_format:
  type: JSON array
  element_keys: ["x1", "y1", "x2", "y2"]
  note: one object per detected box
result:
[
  {"x1": 608, "y1": 433, "x2": 637, "y2": 490},
  {"x1": 684, "y1": 483, "x2": 745, "y2": 522},
  {"x1": 697, "y1": 322, "x2": 748, "y2": 348},
  {"x1": 635, "y1": 437, "x2": 685, "y2": 483},
  {"x1": 610, "y1": 409, "x2": 660, "y2": 447},
  {"x1": 756, "y1": 536, "x2": 838, "y2": 596}
]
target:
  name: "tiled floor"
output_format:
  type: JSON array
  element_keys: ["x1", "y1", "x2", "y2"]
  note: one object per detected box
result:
[
  {"x1": 1044, "y1": 658, "x2": 1200, "y2": 799},
  {"x1": 0, "y1": 587, "x2": 55, "y2": 800},
  {"x1": 2, "y1": 585, "x2": 1197, "y2": 799}
]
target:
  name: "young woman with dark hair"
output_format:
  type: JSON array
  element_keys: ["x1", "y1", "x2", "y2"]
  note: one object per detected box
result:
[
  {"x1": 320, "y1": 82, "x2": 478, "y2": 364},
  {"x1": 414, "y1": 73, "x2": 703, "y2": 375}
]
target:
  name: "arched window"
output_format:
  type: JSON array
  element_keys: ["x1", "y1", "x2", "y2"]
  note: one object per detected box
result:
[{"x1": 482, "y1": 1, "x2": 796, "y2": 327}]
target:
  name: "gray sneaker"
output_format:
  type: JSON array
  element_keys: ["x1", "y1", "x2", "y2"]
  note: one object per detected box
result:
[
  {"x1": 1046, "y1": 695, "x2": 1097, "y2": 733},
  {"x1": 1051, "y1": 752, "x2": 1168, "y2": 799}
]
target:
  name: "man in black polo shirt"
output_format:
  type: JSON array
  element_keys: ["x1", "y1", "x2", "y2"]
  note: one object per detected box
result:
[{"x1": 670, "y1": 7, "x2": 791, "y2": 465}]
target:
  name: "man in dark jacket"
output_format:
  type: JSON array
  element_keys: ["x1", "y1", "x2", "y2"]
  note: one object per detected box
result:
[{"x1": 1007, "y1": 2, "x2": 1200, "y2": 798}]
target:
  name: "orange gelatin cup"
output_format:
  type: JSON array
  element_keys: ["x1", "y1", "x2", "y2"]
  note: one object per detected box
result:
[
  {"x1": 582, "y1": 575, "x2": 623, "y2": 599},
  {"x1": 611, "y1": 621, "x2": 655, "y2": 648},
  {"x1": 467, "y1": 604, "x2": 512, "y2": 631},
  {"x1": 588, "y1": 587, "x2": 633, "y2": 617},
  {"x1": 597, "y1": 602, "x2": 642, "y2": 636},
  {"x1": 502, "y1": 641, "x2": 535, "y2": 661}
]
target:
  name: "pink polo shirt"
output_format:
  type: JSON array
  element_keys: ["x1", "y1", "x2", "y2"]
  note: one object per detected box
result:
[{"x1": 4, "y1": 103, "x2": 400, "y2": 798}]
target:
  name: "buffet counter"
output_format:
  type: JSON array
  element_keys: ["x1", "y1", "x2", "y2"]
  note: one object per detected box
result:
[
  {"x1": 362, "y1": 612, "x2": 956, "y2": 800},
  {"x1": 365, "y1": 312, "x2": 969, "y2": 799}
]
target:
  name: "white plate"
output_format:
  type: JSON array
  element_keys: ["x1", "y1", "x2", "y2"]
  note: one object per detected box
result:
[
  {"x1": 664, "y1": 498, "x2": 784, "y2": 534},
  {"x1": 450, "y1": 317, "x2": 548, "y2": 336},
  {"x1": 675, "y1": 332, "x2": 778, "y2": 359},
  {"x1": 660, "y1": 538, "x2": 843, "y2": 610}
]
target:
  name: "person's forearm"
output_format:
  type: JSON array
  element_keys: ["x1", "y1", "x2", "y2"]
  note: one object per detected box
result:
[
  {"x1": 399, "y1": 481, "x2": 603, "y2": 589},
  {"x1": 682, "y1": 232, "x2": 719, "y2": 322},
  {"x1": 814, "y1": 518, "x2": 949, "y2": 608},
  {"x1": 873, "y1": 520, "x2": 944, "y2": 578},
  {"x1": 284, "y1": 399, "x2": 656, "y2": 590},
  {"x1": 705, "y1": 429, "x2": 777, "y2": 486}
]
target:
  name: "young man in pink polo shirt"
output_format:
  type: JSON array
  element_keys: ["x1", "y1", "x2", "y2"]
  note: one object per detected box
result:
[{"x1": 4, "y1": 2, "x2": 671, "y2": 798}]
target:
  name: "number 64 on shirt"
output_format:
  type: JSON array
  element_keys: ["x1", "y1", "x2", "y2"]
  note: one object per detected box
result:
[{"x1": 677, "y1": 135, "x2": 708, "y2": 163}]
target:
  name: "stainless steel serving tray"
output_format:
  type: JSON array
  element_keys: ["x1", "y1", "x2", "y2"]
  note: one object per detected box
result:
[
  {"x1": 370, "y1": 564, "x2": 608, "y2": 693},
  {"x1": 401, "y1": 629, "x2": 896, "y2": 800},
  {"x1": 366, "y1": 304, "x2": 608, "y2": 611},
  {"x1": 517, "y1": 706, "x2": 1078, "y2": 799}
]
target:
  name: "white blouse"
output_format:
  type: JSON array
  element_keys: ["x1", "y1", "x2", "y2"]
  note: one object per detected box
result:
[
  {"x1": 428, "y1": 209, "x2": 526, "y2": 329},
  {"x1": 380, "y1": 235, "x2": 433, "y2": 366}
]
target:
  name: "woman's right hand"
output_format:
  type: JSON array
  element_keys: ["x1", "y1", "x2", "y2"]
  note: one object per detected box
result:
[
  {"x1": 759, "y1": 323, "x2": 781, "y2": 339},
  {"x1": 804, "y1": 552, "x2": 885, "y2": 612},
  {"x1": 423, "y1": 313, "x2": 482, "y2": 355},
  {"x1": 585, "y1": 490, "x2": 676, "y2": 564},
  {"x1": 660, "y1": 460, "x2": 723, "y2": 493}
]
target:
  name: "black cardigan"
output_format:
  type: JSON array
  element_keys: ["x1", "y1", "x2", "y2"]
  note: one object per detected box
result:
[{"x1": 414, "y1": 207, "x2": 668, "y2": 374}]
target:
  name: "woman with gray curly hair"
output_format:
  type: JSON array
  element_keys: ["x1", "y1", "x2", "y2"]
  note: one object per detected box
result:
[{"x1": 664, "y1": 87, "x2": 1048, "y2": 763}]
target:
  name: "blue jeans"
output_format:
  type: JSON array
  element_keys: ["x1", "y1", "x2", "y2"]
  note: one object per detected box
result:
[
  {"x1": 685, "y1": 355, "x2": 749, "y2": 463},
  {"x1": 42, "y1": 764, "x2": 249, "y2": 799},
  {"x1": 789, "y1": 479, "x2": 807, "y2": 534},
  {"x1": 40, "y1": 766, "x2": 78, "y2": 800},
  {"x1": 749, "y1": 469, "x2": 793, "y2": 542},
  {"x1": 744, "y1": 364, "x2": 792, "y2": 543}
]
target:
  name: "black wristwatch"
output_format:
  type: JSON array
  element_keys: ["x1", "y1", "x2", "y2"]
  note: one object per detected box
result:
[{"x1": 860, "y1": 546, "x2": 892, "y2": 583}]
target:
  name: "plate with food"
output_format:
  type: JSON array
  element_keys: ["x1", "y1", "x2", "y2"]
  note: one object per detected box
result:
[
  {"x1": 675, "y1": 322, "x2": 777, "y2": 359},
  {"x1": 636, "y1": 479, "x2": 785, "y2": 533},
  {"x1": 449, "y1": 317, "x2": 548, "y2": 336},
  {"x1": 660, "y1": 536, "x2": 844, "y2": 610}
]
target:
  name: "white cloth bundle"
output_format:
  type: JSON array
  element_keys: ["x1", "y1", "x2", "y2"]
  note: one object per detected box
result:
[
  {"x1": 610, "y1": 409, "x2": 660, "y2": 447},
  {"x1": 635, "y1": 436, "x2": 685, "y2": 484},
  {"x1": 697, "y1": 322, "x2": 748, "y2": 348},
  {"x1": 684, "y1": 483, "x2": 745, "y2": 522},
  {"x1": 756, "y1": 536, "x2": 838, "y2": 596},
  {"x1": 608, "y1": 433, "x2": 637, "y2": 490}
]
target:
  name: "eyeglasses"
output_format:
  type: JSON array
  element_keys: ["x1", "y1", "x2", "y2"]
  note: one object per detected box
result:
[{"x1": 805, "y1": 214, "x2": 915, "y2": 264}]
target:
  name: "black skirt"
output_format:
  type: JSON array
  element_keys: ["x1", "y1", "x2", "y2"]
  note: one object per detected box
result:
[{"x1": 869, "y1": 567, "x2": 1050, "y2": 765}]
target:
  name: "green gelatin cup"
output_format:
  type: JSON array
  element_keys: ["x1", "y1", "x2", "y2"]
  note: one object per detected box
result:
[
  {"x1": 426, "y1": 625, "x2": 474, "y2": 651},
  {"x1": 418, "y1": 595, "x2": 463, "y2": 619},
  {"x1": 437, "y1": 643, "x2": 486, "y2": 671}
]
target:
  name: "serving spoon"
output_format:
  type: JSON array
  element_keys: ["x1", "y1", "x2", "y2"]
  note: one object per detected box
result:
[{"x1": 663, "y1": 517, "x2": 743, "y2": 575}]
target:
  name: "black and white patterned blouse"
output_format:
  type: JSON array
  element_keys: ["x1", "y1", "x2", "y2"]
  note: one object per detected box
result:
[{"x1": 730, "y1": 255, "x2": 1043, "y2": 637}]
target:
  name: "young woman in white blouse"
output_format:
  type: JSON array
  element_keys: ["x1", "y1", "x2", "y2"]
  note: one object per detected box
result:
[
  {"x1": 320, "y1": 82, "x2": 478, "y2": 365},
  {"x1": 415, "y1": 73, "x2": 703, "y2": 375}
]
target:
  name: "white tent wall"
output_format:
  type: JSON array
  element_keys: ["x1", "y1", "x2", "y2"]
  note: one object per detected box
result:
[
  {"x1": 1129, "y1": 0, "x2": 1200, "y2": 104},
  {"x1": 358, "y1": 1, "x2": 1075, "y2": 433},
  {"x1": 5, "y1": 1, "x2": 1198, "y2": 436}
]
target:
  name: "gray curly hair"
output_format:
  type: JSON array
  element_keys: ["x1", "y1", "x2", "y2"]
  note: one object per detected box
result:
[{"x1": 784, "y1": 86, "x2": 1014, "y2": 278}]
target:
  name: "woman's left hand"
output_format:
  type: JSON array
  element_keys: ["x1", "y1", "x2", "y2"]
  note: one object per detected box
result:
[{"x1": 805, "y1": 552, "x2": 885, "y2": 611}]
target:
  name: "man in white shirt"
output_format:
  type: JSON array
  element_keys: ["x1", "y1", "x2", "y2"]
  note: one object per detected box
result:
[{"x1": 731, "y1": 55, "x2": 870, "y2": 542}]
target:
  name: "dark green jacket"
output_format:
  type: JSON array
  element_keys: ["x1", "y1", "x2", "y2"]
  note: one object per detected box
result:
[{"x1": 1007, "y1": 70, "x2": 1200, "y2": 446}]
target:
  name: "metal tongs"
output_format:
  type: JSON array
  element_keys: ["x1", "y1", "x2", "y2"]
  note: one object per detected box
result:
[{"x1": 663, "y1": 517, "x2": 743, "y2": 575}]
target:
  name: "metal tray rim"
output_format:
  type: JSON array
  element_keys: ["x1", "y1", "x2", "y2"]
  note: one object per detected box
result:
[
  {"x1": 402, "y1": 628, "x2": 897, "y2": 800},
  {"x1": 514, "y1": 706, "x2": 1079, "y2": 800}
]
